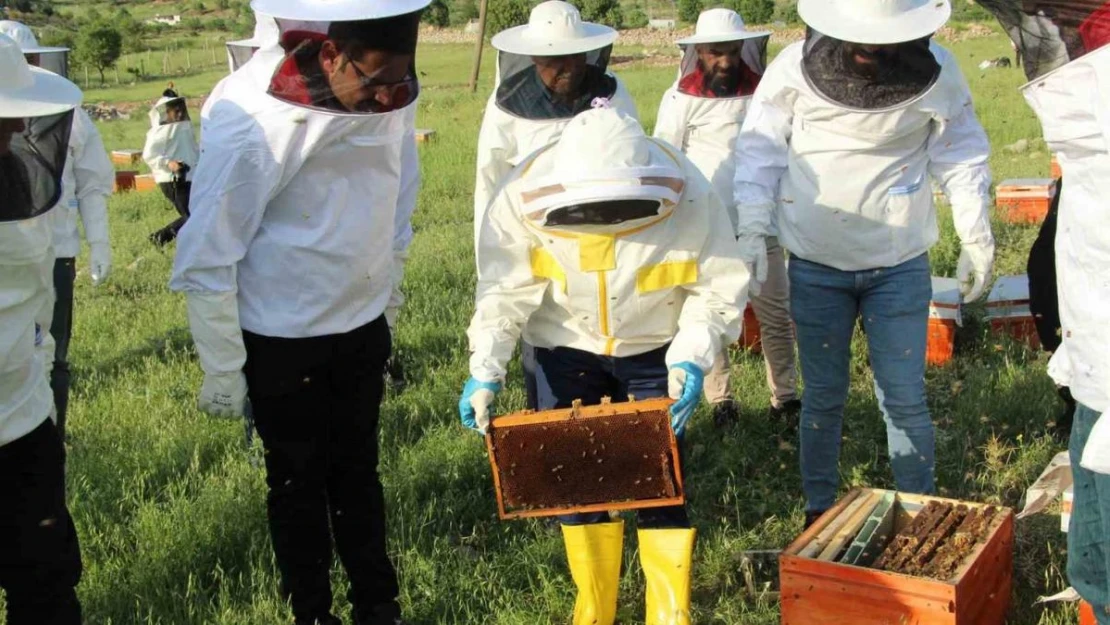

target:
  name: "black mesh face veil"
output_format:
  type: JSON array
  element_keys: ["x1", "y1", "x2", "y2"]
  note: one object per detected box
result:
[
  {"x1": 32, "y1": 50, "x2": 67, "y2": 78},
  {"x1": 801, "y1": 28, "x2": 942, "y2": 110},
  {"x1": 978, "y1": 0, "x2": 1110, "y2": 80},
  {"x1": 495, "y1": 46, "x2": 617, "y2": 120},
  {"x1": 0, "y1": 109, "x2": 73, "y2": 222},
  {"x1": 544, "y1": 199, "x2": 662, "y2": 227},
  {"x1": 226, "y1": 43, "x2": 258, "y2": 72}
]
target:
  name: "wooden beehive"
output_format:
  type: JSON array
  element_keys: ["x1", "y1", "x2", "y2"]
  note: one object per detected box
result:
[
  {"x1": 485, "y1": 397, "x2": 683, "y2": 520},
  {"x1": 110, "y1": 149, "x2": 142, "y2": 165},
  {"x1": 1050, "y1": 154, "x2": 1062, "y2": 180},
  {"x1": 113, "y1": 170, "x2": 137, "y2": 193},
  {"x1": 740, "y1": 303, "x2": 761, "y2": 353},
  {"x1": 996, "y1": 178, "x2": 1056, "y2": 224},
  {"x1": 134, "y1": 174, "x2": 158, "y2": 193},
  {"x1": 927, "y1": 277, "x2": 961, "y2": 366},
  {"x1": 415, "y1": 128, "x2": 436, "y2": 143},
  {"x1": 781, "y1": 489, "x2": 1014, "y2": 625},
  {"x1": 986, "y1": 276, "x2": 1040, "y2": 350},
  {"x1": 1080, "y1": 601, "x2": 1097, "y2": 625}
]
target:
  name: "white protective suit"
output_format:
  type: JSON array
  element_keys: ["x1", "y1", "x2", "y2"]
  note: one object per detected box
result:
[
  {"x1": 142, "y1": 97, "x2": 200, "y2": 183},
  {"x1": 51, "y1": 106, "x2": 113, "y2": 261},
  {"x1": 733, "y1": 41, "x2": 995, "y2": 272},
  {"x1": 1025, "y1": 44, "x2": 1110, "y2": 419},
  {"x1": 467, "y1": 108, "x2": 749, "y2": 383},
  {"x1": 170, "y1": 42, "x2": 420, "y2": 406}
]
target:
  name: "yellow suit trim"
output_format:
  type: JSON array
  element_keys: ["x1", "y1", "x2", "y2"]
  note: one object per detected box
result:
[{"x1": 636, "y1": 260, "x2": 699, "y2": 294}]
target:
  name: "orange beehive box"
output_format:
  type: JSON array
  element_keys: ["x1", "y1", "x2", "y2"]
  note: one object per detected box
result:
[
  {"x1": 134, "y1": 174, "x2": 158, "y2": 193},
  {"x1": 113, "y1": 170, "x2": 137, "y2": 193},
  {"x1": 928, "y1": 278, "x2": 962, "y2": 366},
  {"x1": 986, "y1": 276, "x2": 1040, "y2": 350},
  {"x1": 740, "y1": 303, "x2": 761, "y2": 353},
  {"x1": 1051, "y1": 154, "x2": 1062, "y2": 180},
  {"x1": 110, "y1": 149, "x2": 142, "y2": 165},
  {"x1": 1080, "y1": 601, "x2": 1097, "y2": 625},
  {"x1": 781, "y1": 489, "x2": 1014, "y2": 625},
  {"x1": 996, "y1": 178, "x2": 1057, "y2": 224}
]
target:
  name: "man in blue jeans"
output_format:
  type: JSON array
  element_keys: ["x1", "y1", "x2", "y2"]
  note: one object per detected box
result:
[{"x1": 732, "y1": 0, "x2": 995, "y2": 525}]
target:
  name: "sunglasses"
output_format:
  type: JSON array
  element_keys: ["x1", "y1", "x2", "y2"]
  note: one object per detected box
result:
[{"x1": 344, "y1": 55, "x2": 418, "y2": 113}]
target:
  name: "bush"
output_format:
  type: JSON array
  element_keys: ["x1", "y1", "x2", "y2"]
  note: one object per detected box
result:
[
  {"x1": 951, "y1": 0, "x2": 991, "y2": 22},
  {"x1": 574, "y1": 0, "x2": 623, "y2": 29},
  {"x1": 736, "y1": 0, "x2": 773, "y2": 24},
  {"x1": 450, "y1": 0, "x2": 479, "y2": 26},
  {"x1": 625, "y1": 3, "x2": 649, "y2": 28},
  {"x1": 422, "y1": 0, "x2": 450, "y2": 27},
  {"x1": 775, "y1": 0, "x2": 799, "y2": 24},
  {"x1": 208, "y1": 17, "x2": 228, "y2": 31},
  {"x1": 485, "y1": 0, "x2": 530, "y2": 37},
  {"x1": 677, "y1": 0, "x2": 701, "y2": 24}
]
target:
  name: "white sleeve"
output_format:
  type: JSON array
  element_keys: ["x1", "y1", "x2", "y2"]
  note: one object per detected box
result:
[
  {"x1": 666, "y1": 188, "x2": 749, "y2": 371},
  {"x1": 142, "y1": 126, "x2": 172, "y2": 175},
  {"x1": 71, "y1": 110, "x2": 114, "y2": 246},
  {"x1": 612, "y1": 77, "x2": 640, "y2": 121},
  {"x1": 927, "y1": 82, "x2": 994, "y2": 248},
  {"x1": 1095, "y1": 57, "x2": 1110, "y2": 152},
  {"x1": 732, "y1": 74, "x2": 793, "y2": 237},
  {"x1": 388, "y1": 117, "x2": 420, "y2": 327},
  {"x1": 652, "y1": 87, "x2": 687, "y2": 151},
  {"x1": 474, "y1": 99, "x2": 513, "y2": 238},
  {"x1": 466, "y1": 186, "x2": 547, "y2": 383}
]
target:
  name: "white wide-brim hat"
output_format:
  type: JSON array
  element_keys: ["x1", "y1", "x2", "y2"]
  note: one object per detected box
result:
[
  {"x1": 0, "y1": 20, "x2": 69, "y2": 54},
  {"x1": 676, "y1": 8, "x2": 770, "y2": 45},
  {"x1": 798, "y1": 0, "x2": 951, "y2": 45},
  {"x1": 0, "y1": 35, "x2": 81, "y2": 118},
  {"x1": 251, "y1": 0, "x2": 432, "y2": 21},
  {"x1": 492, "y1": 0, "x2": 618, "y2": 56}
]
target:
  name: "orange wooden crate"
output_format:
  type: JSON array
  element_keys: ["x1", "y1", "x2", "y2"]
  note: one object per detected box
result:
[
  {"x1": 110, "y1": 149, "x2": 142, "y2": 165},
  {"x1": 1080, "y1": 601, "x2": 1097, "y2": 625},
  {"x1": 741, "y1": 303, "x2": 762, "y2": 353},
  {"x1": 134, "y1": 174, "x2": 158, "y2": 193},
  {"x1": 996, "y1": 179, "x2": 1056, "y2": 224},
  {"x1": 113, "y1": 170, "x2": 137, "y2": 193},
  {"x1": 927, "y1": 318, "x2": 957, "y2": 366},
  {"x1": 1051, "y1": 155, "x2": 1062, "y2": 180},
  {"x1": 781, "y1": 489, "x2": 1014, "y2": 625},
  {"x1": 989, "y1": 317, "x2": 1041, "y2": 350}
]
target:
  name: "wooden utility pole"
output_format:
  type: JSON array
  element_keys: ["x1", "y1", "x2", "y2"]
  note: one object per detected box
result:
[{"x1": 468, "y1": 0, "x2": 489, "y2": 93}]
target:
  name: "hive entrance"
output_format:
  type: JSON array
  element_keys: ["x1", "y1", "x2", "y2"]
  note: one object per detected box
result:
[{"x1": 486, "y1": 397, "x2": 684, "y2": 520}]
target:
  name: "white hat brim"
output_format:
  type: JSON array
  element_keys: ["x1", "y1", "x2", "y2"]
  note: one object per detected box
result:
[
  {"x1": 492, "y1": 22, "x2": 617, "y2": 56},
  {"x1": 251, "y1": 0, "x2": 431, "y2": 21},
  {"x1": 227, "y1": 38, "x2": 259, "y2": 47},
  {"x1": 20, "y1": 44, "x2": 68, "y2": 54},
  {"x1": 798, "y1": 0, "x2": 951, "y2": 45},
  {"x1": 675, "y1": 30, "x2": 771, "y2": 45},
  {"x1": 0, "y1": 66, "x2": 81, "y2": 118}
]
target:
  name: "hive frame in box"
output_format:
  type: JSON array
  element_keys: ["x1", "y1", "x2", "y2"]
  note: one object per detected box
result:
[
  {"x1": 485, "y1": 397, "x2": 685, "y2": 520},
  {"x1": 780, "y1": 489, "x2": 1014, "y2": 625}
]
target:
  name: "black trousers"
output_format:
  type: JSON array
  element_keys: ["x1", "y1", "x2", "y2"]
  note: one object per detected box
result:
[
  {"x1": 0, "y1": 420, "x2": 82, "y2": 625},
  {"x1": 50, "y1": 258, "x2": 75, "y2": 439},
  {"x1": 152, "y1": 181, "x2": 191, "y2": 244},
  {"x1": 243, "y1": 316, "x2": 400, "y2": 624}
]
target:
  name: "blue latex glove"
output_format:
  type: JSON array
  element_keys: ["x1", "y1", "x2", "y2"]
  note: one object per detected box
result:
[
  {"x1": 459, "y1": 377, "x2": 502, "y2": 433},
  {"x1": 667, "y1": 362, "x2": 704, "y2": 437}
]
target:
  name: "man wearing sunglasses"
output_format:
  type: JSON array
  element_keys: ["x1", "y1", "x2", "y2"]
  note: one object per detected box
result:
[{"x1": 170, "y1": 1, "x2": 428, "y2": 623}]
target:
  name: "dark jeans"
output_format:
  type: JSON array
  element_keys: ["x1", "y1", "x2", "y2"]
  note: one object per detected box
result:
[
  {"x1": 242, "y1": 316, "x2": 401, "y2": 624},
  {"x1": 152, "y1": 181, "x2": 191, "y2": 244},
  {"x1": 534, "y1": 344, "x2": 689, "y2": 529},
  {"x1": 0, "y1": 420, "x2": 82, "y2": 625},
  {"x1": 50, "y1": 258, "x2": 75, "y2": 439}
]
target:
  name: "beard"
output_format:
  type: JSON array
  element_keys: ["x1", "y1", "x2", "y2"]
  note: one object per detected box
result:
[{"x1": 701, "y1": 65, "x2": 741, "y2": 96}]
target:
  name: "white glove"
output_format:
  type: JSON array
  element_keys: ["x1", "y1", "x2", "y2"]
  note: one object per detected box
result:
[
  {"x1": 186, "y1": 291, "x2": 249, "y2": 418},
  {"x1": 956, "y1": 241, "x2": 994, "y2": 303},
  {"x1": 89, "y1": 242, "x2": 112, "y2": 286},
  {"x1": 199, "y1": 371, "x2": 249, "y2": 418},
  {"x1": 736, "y1": 234, "x2": 768, "y2": 297}
]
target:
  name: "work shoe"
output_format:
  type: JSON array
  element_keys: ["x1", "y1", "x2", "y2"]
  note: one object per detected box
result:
[
  {"x1": 562, "y1": 521, "x2": 624, "y2": 625},
  {"x1": 711, "y1": 399, "x2": 740, "y2": 428},
  {"x1": 353, "y1": 602, "x2": 405, "y2": 625},
  {"x1": 294, "y1": 615, "x2": 342, "y2": 625},
  {"x1": 639, "y1": 528, "x2": 696, "y2": 625},
  {"x1": 804, "y1": 509, "x2": 828, "y2": 530},
  {"x1": 769, "y1": 399, "x2": 802, "y2": 421}
]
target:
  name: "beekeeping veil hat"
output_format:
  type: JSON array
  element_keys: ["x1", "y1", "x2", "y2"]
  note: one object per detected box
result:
[
  {"x1": 0, "y1": 20, "x2": 69, "y2": 77},
  {"x1": 250, "y1": 0, "x2": 431, "y2": 114},
  {"x1": 674, "y1": 9, "x2": 771, "y2": 98},
  {"x1": 798, "y1": 0, "x2": 949, "y2": 109},
  {"x1": 0, "y1": 33, "x2": 81, "y2": 223},
  {"x1": 226, "y1": 11, "x2": 280, "y2": 72},
  {"x1": 518, "y1": 106, "x2": 686, "y2": 232},
  {"x1": 492, "y1": 1, "x2": 621, "y2": 119},
  {"x1": 977, "y1": 0, "x2": 1110, "y2": 80},
  {"x1": 149, "y1": 86, "x2": 190, "y2": 127}
]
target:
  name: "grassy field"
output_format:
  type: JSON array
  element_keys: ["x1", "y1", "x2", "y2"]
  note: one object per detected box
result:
[{"x1": 0, "y1": 32, "x2": 1083, "y2": 624}]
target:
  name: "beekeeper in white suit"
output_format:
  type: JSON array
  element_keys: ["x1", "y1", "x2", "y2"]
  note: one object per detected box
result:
[
  {"x1": 0, "y1": 33, "x2": 85, "y2": 624},
  {"x1": 225, "y1": 10, "x2": 280, "y2": 72},
  {"x1": 461, "y1": 106, "x2": 749, "y2": 625},
  {"x1": 475, "y1": 0, "x2": 638, "y2": 409},
  {"x1": 732, "y1": 0, "x2": 996, "y2": 527},
  {"x1": 170, "y1": 0, "x2": 426, "y2": 621},
  {"x1": 1, "y1": 20, "x2": 114, "y2": 441},
  {"x1": 979, "y1": 0, "x2": 1110, "y2": 617},
  {"x1": 654, "y1": 8, "x2": 801, "y2": 428}
]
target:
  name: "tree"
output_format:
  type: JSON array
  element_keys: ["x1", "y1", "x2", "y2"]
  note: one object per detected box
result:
[
  {"x1": 737, "y1": 0, "x2": 773, "y2": 24},
  {"x1": 677, "y1": 0, "x2": 701, "y2": 24},
  {"x1": 485, "y1": 0, "x2": 529, "y2": 39},
  {"x1": 625, "y1": 2, "x2": 648, "y2": 28},
  {"x1": 422, "y1": 0, "x2": 450, "y2": 27},
  {"x1": 574, "y1": 0, "x2": 622, "y2": 29},
  {"x1": 450, "y1": 0, "x2": 479, "y2": 26},
  {"x1": 775, "y1": 0, "x2": 800, "y2": 24},
  {"x1": 73, "y1": 24, "x2": 121, "y2": 84}
]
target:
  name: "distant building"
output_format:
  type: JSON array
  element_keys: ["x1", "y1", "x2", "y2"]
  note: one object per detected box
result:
[
  {"x1": 147, "y1": 15, "x2": 182, "y2": 26},
  {"x1": 648, "y1": 18, "x2": 676, "y2": 30}
]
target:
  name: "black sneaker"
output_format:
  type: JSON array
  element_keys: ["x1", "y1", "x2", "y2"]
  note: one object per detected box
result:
[
  {"x1": 294, "y1": 615, "x2": 342, "y2": 625},
  {"x1": 804, "y1": 509, "x2": 828, "y2": 530},
  {"x1": 711, "y1": 399, "x2": 740, "y2": 428},
  {"x1": 770, "y1": 399, "x2": 802, "y2": 420}
]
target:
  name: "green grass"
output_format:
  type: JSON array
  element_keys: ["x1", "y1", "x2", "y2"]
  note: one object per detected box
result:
[{"x1": 0, "y1": 30, "x2": 1083, "y2": 624}]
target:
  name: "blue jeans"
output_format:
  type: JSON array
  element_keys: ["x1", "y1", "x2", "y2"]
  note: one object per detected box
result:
[
  {"x1": 1069, "y1": 403, "x2": 1110, "y2": 624},
  {"x1": 790, "y1": 254, "x2": 936, "y2": 512},
  {"x1": 534, "y1": 344, "x2": 690, "y2": 529}
]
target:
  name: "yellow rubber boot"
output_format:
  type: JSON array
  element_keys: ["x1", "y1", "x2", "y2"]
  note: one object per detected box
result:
[
  {"x1": 561, "y1": 521, "x2": 624, "y2": 625},
  {"x1": 639, "y1": 528, "x2": 696, "y2": 625}
]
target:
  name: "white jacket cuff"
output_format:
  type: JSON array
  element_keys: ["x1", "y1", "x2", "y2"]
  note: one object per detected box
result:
[
  {"x1": 664, "y1": 331, "x2": 719, "y2": 374},
  {"x1": 186, "y1": 291, "x2": 247, "y2": 376},
  {"x1": 78, "y1": 195, "x2": 111, "y2": 245}
]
